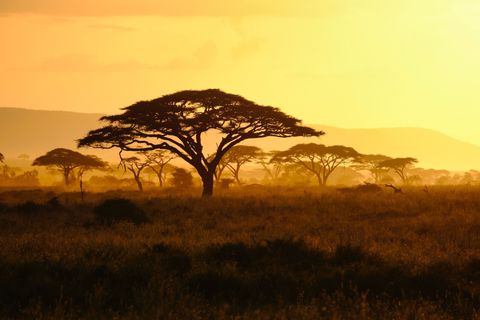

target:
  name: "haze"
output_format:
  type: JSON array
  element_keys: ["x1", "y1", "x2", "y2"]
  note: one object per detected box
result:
[{"x1": 1, "y1": 0, "x2": 480, "y2": 146}]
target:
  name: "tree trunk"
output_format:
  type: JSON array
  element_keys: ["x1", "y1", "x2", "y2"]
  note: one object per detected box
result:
[
  {"x1": 63, "y1": 169, "x2": 70, "y2": 185},
  {"x1": 156, "y1": 173, "x2": 163, "y2": 188},
  {"x1": 201, "y1": 173, "x2": 214, "y2": 197},
  {"x1": 79, "y1": 178, "x2": 84, "y2": 201},
  {"x1": 234, "y1": 172, "x2": 241, "y2": 185},
  {"x1": 134, "y1": 176, "x2": 143, "y2": 192}
]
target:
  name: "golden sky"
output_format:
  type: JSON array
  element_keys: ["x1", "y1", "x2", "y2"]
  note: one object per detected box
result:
[{"x1": 1, "y1": 0, "x2": 480, "y2": 144}]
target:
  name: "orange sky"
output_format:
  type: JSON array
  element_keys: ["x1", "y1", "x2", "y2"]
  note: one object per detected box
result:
[{"x1": 1, "y1": 0, "x2": 480, "y2": 145}]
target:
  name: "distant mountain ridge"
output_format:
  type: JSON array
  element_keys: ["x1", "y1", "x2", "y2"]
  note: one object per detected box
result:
[{"x1": 0, "y1": 107, "x2": 479, "y2": 171}]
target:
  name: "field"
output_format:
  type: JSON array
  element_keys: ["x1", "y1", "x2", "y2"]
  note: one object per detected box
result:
[{"x1": 1, "y1": 186, "x2": 480, "y2": 319}]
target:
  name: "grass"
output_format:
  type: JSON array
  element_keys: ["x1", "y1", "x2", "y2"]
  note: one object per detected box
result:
[{"x1": 1, "y1": 186, "x2": 480, "y2": 319}]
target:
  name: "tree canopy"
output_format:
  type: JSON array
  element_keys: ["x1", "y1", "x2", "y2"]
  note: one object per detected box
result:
[
  {"x1": 0, "y1": 152, "x2": 4, "y2": 163},
  {"x1": 78, "y1": 89, "x2": 322, "y2": 196},
  {"x1": 273, "y1": 143, "x2": 360, "y2": 186},
  {"x1": 377, "y1": 157, "x2": 418, "y2": 184},
  {"x1": 32, "y1": 148, "x2": 106, "y2": 185}
]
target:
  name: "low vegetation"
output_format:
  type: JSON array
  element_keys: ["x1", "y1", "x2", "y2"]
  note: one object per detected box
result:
[{"x1": 1, "y1": 186, "x2": 480, "y2": 319}]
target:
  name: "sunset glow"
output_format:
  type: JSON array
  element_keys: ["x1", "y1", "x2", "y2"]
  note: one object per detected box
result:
[{"x1": 2, "y1": 0, "x2": 480, "y2": 145}]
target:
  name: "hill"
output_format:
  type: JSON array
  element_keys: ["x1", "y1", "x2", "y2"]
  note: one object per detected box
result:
[{"x1": 0, "y1": 107, "x2": 479, "y2": 171}]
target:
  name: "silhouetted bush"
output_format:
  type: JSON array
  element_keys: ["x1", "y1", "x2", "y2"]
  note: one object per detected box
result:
[
  {"x1": 93, "y1": 198, "x2": 149, "y2": 225},
  {"x1": 170, "y1": 168, "x2": 194, "y2": 189},
  {"x1": 333, "y1": 244, "x2": 366, "y2": 265},
  {"x1": 15, "y1": 201, "x2": 44, "y2": 215}
]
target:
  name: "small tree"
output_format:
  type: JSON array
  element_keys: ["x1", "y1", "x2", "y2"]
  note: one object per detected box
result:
[
  {"x1": 18, "y1": 154, "x2": 30, "y2": 161},
  {"x1": 354, "y1": 154, "x2": 392, "y2": 183},
  {"x1": 119, "y1": 153, "x2": 152, "y2": 192},
  {"x1": 78, "y1": 89, "x2": 322, "y2": 196},
  {"x1": 377, "y1": 157, "x2": 418, "y2": 184},
  {"x1": 220, "y1": 145, "x2": 263, "y2": 185},
  {"x1": 144, "y1": 150, "x2": 176, "y2": 187},
  {"x1": 32, "y1": 148, "x2": 97, "y2": 185},
  {"x1": 273, "y1": 143, "x2": 360, "y2": 186},
  {"x1": 0, "y1": 152, "x2": 4, "y2": 163},
  {"x1": 259, "y1": 150, "x2": 285, "y2": 183}
]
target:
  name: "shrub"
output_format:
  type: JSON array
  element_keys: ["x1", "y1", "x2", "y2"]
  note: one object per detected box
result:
[
  {"x1": 170, "y1": 168, "x2": 194, "y2": 189},
  {"x1": 93, "y1": 198, "x2": 149, "y2": 225},
  {"x1": 15, "y1": 201, "x2": 44, "y2": 215}
]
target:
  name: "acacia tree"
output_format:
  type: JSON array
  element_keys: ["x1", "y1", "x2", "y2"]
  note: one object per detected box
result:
[
  {"x1": 273, "y1": 143, "x2": 360, "y2": 186},
  {"x1": 78, "y1": 89, "x2": 322, "y2": 196},
  {"x1": 119, "y1": 153, "x2": 152, "y2": 192},
  {"x1": 144, "y1": 150, "x2": 176, "y2": 187},
  {"x1": 217, "y1": 145, "x2": 263, "y2": 184},
  {"x1": 258, "y1": 150, "x2": 285, "y2": 183},
  {"x1": 377, "y1": 157, "x2": 418, "y2": 184},
  {"x1": 354, "y1": 154, "x2": 392, "y2": 183},
  {"x1": 32, "y1": 148, "x2": 98, "y2": 185}
]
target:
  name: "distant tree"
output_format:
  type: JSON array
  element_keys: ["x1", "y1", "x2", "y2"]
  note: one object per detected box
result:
[
  {"x1": 76, "y1": 155, "x2": 108, "y2": 200},
  {"x1": 212, "y1": 154, "x2": 229, "y2": 183},
  {"x1": 0, "y1": 152, "x2": 4, "y2": 163},
  {"x1": 273, "y1": 143, "x2": 360, "y2": 186},
  {"x1": 119, "y1": 153, "x2": 151, "y2": 192},
  {"x1": 259, "y1": 150, "x2": 285, "y2": 182},
  {"x1": 377, "y1": 157, "x2": 418, "y2": 184},
  {"x1": 170, "y1": 167, "x2": 194, "y2": 189},
  {"x1": 220, "y1": 145, "x2": 263, "y2": 185},
  {"x1": 355, "y1": 154, "x2": 392, "y2": 183},
  {"x1": 78, "y1": 89, "x2": 322, "y2": 196},
  {"x1": 144, "y1": 150, "x2": 176, "y2": 187},
  {"x1": 32, "y1": 148, "x2": 102, "y2": 186},
  {"x1": 18, "y1": 154, "x2": 30, "y2": 161}
]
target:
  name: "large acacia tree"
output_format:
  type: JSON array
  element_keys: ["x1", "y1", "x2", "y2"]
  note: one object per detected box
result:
[
  {"x1": 273, "y1": 143, "x2": 360, "y2": 186},
  {"x1": 78, "y1": 89, "x2": 322, "y2": 196}
]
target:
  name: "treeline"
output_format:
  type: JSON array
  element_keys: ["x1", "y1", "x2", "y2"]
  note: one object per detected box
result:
[{"x1": 1, "y1": 144, "x2": 478, "y2": 193}]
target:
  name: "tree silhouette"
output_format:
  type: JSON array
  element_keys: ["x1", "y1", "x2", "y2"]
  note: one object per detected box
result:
[
  {"x1": 119, "y1": 153, "x2": 151, "y2": 192},
  {"x1": 0, "y1": 153, "x2": 4, "y2": 163},
  {"x1": 258, "y1": 150, "x2": 284, "y2": 182},
  {"x1": 220, "y1": 145, "x2": 263, "y2": 184},
  {"x1": 32, "y1": 148, "x2": 103, "y2": 186},
  {"x1": 377, "y1": 157, "x2": 418, "y2": 184},
  {"x1": 18, "y1": 154, "x2": 30, "y2": 161},
  {"x1": 355, "y1": 154, "x2": 392, "y2": 183},
  {"x1": 273, "y1": 143, "x2": 360, "y2": 186},
  {"x1": 170, "y1": 167, "x2": 194, "y2": 189},
  {"x1": 212, "y1": 153, "x2": 229, "y2": 183},
  {"x1": 144, "y1": 150, "x2": 176, "y2": 187},
  {"x1": 78, "y1": 89, "x2": 322, "y2": 196},
  {"x1": 76, "y1": 155, "x2": 107, "y2": 200}
]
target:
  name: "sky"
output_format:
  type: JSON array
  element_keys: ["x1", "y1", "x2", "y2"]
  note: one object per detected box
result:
[{"x1": 1, "y1": 0, "x2": 480, "y2": 145}]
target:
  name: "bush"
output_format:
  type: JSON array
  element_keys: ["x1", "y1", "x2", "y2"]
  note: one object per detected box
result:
[
  {"x1": 93, "y1": 198, "x2": 149, "y2": 225},
  {"x1": 170, "y1": 168, "x2": 194, "y2": 189}
]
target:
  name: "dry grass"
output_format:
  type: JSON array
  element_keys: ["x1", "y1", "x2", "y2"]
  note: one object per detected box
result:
[{"x1": 1, "y1": 186, "x2": 480, "y2": 319}]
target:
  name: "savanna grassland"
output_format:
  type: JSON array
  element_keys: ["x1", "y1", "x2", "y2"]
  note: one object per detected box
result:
[{"x1": 1, "y1": 186, "x2": 480, "y2": 319}]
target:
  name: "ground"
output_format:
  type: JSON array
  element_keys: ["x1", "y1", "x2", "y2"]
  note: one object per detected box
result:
[{"x1": 1, "y1": 186, "x2": 480, "y2": 319}]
